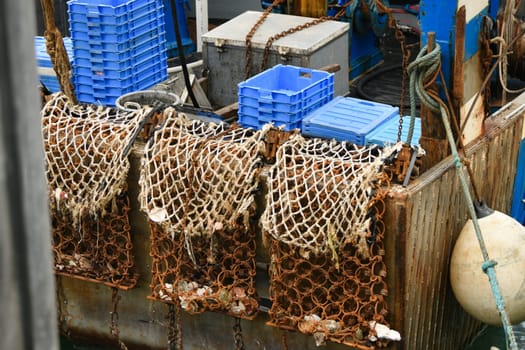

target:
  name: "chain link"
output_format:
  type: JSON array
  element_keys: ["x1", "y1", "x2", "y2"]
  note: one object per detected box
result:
[
  {"x1": 55, "y1": 276, "x2": 71, "y2": 338},
  {"x1": 167, "y1": 303, "x2": 183, "y2": 350},
  {"x1": 245, "y1": 0, "x2": 284, "y2": 79},
  {"x1": 245, "y1": 1, "x2": 354, "y2": 77},
  {"x1": 110, "y1": 288, "x2": 128, "y2": 350},
  {"x1": 281, "y1": 331, "x2": 289, "y2": 350},
  {"x1": 382, "y1": 5, "x2": 412, "y2": 143},
  {"x1": 233, "y1": 318, "x2": 245, "y2": 350}
]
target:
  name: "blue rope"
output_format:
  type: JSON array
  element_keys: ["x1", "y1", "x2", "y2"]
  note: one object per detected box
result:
[{"x1": 410, "y1": 44, "x2": 519, "y2": 350}]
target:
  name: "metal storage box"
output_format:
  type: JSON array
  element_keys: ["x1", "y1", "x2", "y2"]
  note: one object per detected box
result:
[{"x1": 202, "y1": 10, "x2": 349, "y2": 107}]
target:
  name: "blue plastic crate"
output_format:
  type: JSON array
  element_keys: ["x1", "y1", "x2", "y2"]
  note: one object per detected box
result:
[
  {"x1": 73, "y1": 51, "x2": 166, "y2": 78},
  {"x1": 74, "y1": 58, "x2": 167, "y2": 87},
  {"x1": 72, "y1": 28, "x2": 165, "y2": 52},
  {"x1": 238, "y1": 64, "x2": 334, "y2": 130},
  {"x1": 35, "y1": 36, "x2": 73, "y2": 68},
  {"x1": 239, "y1": 64, "x2": 334, "y2": 105},
  {"x1": 73, "y1": 39, "x2": 166, "y2": 63},
  {"x1": 301, "y1": 96, "x2": 399, "y2": 145},
  {"x1": 365, "y1": 116, "x2": 421, "y2": 147},
  {"x1": 238, "y1": 114, "x2": 301, "y2": 131},
  {"x1": 67, "y1": 0, "x2": 161, "y2": 17},
  {"x1": 38, "y1": 75, "x2": 61, "y2": 93},
  {"x1": 68, "y1": 0, "x2": 161, "y2": 23},
  {"x1": 75, "y1": 69, "x2": 167, "y2": 106},
  {"x1": 35, "y1": 36, "x2": 74, "y2": 92},
  {"x1": 239, "y1": 94, "x2": 332, "y2": 126},
  {"x1": 70, "y1": 20, "x2": 164, "y2": 43},
  {"x1": 69, "y1": 9, "x2": 164, "y2": 35}
]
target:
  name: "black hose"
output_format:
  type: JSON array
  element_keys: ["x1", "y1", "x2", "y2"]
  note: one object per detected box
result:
[
  {"x1": 169, "y1": 0, "x2": 199, "y2": 108},
  {"x1": 355, "y1": 64, "x2": 418, "y2": 109}
]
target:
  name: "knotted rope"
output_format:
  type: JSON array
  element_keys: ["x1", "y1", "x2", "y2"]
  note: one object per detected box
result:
[
  {"x1": 408, "y1": 41, "x2": 519, "y2": 350},
  {"x1": 40, "y1": 0, "x2": 77, "y2": 103}
]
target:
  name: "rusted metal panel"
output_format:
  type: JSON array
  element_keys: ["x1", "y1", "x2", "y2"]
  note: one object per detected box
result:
[{"x1": 383, "y1": 94, "x2": 525, "y2": 350}]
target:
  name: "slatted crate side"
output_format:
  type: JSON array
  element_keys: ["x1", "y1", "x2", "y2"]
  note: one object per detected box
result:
[{"x1": 386, "y1": 103, "x2": 525, "y2": 350}]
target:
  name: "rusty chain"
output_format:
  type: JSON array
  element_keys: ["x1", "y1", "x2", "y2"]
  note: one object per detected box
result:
[
  {"x1": 110, "y1": 288, "x2": 129, "y2": 350},
  {"x1": 245, "y1": 0, "x2": 284, "y2": 79},
  {"x1": 380, "y1": 4, "x2": 413, "y2": 142},
  {"x1": 233, "y1": 318, "x2": 245, "y2": 350},
  {"x1": 40, "y1": 0, "x2": 77, "y2": 103},
  {"x1": 261, "y1": 16, "x2": 331, "y2": 71},
  {"x1": 168, "y1": 303, "x2": 183, "y2": 350},
  {"x1": 260, "y1": 2, "x2": 354, "y2": 72},
  {"x1": 281, "y1": 331, "x2": 289, "y2": 350},
  {"x1": 55, "y1": 276, "x2": 71, "y2": 338},
  {"x1": 245, "y1": 1, "x2": 354, "y2": 77}
]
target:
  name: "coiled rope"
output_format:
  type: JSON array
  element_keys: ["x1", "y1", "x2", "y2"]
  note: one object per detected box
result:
[{"x1": 408, "y1": 42, "x2": 519, "y2": 350}]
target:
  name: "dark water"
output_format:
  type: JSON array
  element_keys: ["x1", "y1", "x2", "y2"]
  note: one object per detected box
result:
[{"x1": 61, "y1": 323, "x2": 525, "y2": 349}]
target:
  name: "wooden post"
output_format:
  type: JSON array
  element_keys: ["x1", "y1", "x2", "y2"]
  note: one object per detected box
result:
[
  {"x1": 0, "y1": 0, "x2": 58, "y2": 349},
  {"x1": 419, "y1": 32, "x2": 450, "y2": 172}
]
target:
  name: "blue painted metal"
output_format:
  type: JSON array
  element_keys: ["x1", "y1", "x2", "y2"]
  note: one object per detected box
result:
[
  {"x1": 489, "y1": 0, "x2": 500, "y2": 20},
  {"x1": 419, "y1": 0, "x2": 456, "y2": 92},
  {"x1": 343, "y1": 0, "x2": 388, "y2": 80},
  {"x1": 465, "y1": 7, "x2": 489, "y2": 61},
  {"x1": 162, "y1": 0, "x2": 196, "y2": 58},
  {"x1": 419, "y1": 1, "x2": 497, "y2": 92},
  {"x1": 511, "y1": 139, "x2": 525, "y2": 224}
]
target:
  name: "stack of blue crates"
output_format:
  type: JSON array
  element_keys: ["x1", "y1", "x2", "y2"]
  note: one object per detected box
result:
[
  {"x1": 238, "y1": 64, "x2": 334, "y2": 131},
  {"x1": 35, "y1": 36, "x2": 74, "y2": 93},
  {"x1": 301, "y1": 96, "x2": 399, "y2": 146},
  {"x1": 68, "y1": 0, "x2": 168, "y2": 105}
]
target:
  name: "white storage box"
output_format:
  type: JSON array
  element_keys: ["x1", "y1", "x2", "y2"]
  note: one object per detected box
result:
[{"x1": 202, "y1": 10, "x2": 349, "y2": 107}]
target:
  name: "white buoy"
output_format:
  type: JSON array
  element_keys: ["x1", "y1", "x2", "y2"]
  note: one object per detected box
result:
[{"x1": 450, "y1": 210, "x2": 525, "y2": 325}]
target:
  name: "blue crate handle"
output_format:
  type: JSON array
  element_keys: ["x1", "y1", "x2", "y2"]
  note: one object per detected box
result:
[
  {"x1": 258, "y1": 90, "x2": 274, "y2": 103},
  {"x1": 355, "y1": 100, "x2": 376, "y2": 107},
  {"x1": 297, "y1": 69, "x2": 314, "y2": 81}
]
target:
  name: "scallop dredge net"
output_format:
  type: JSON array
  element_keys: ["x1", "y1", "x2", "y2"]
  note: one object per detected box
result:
[
  {"x1": 262, "y1": 135, "x2": 397, "y2": 349},
  {"x1": 141, "y1": 110, "x2": 266, "y2": 319},
  {"x1": 41, "y1": 92, "x2": 143, "y2": 289}
]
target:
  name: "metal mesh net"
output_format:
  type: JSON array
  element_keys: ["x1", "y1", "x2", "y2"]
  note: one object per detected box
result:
[
  {"x1": 263, "y1": 135, "x2": 395, "y2": 348},
  {"x1": 141, "y1": 111, "x2": 265, "y2": 319},
  {"x1": 42, "y1": 93, "x2": 142, "y2": 289}
]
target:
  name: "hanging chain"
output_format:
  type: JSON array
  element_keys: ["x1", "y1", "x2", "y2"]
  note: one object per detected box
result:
[
  {"x1": 382, "y1": 5, "x2": 412, "y2": 143},
  {"x1": 233, "y1": 318, "x2": 245, "y2": 350},
  {"x1": 261, "y1": 1, "x2": 354, "y2": 71},
  {"x1": 281, "y1": 331, "x2": 289, "y2": 350},
  {"x1": 245, "y1": 1, "x2": 354, "y2": 77},
  {"x1": 245, "y1": 0, "x2": 284, "y2": 79},
  {"x1": 110, "y1": 287, "x2": 128, "y2": 350},
  {"x1": 167, "y1": 303, "x2": 183, "y2": 350},
  {"x1": 40, "y1": 0, "x2": 77, "y2": 103},
  {"x1": 55, "y1": 275, "x2": 71, "y2": 338},
  {"x1": 261, "y1": 16, "x2": 331, "y2": 71}
]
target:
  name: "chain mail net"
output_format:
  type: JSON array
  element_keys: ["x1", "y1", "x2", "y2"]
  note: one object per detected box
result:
[
  {"x1": 142, "y1": 110, "x2": 265, "y2": 319},
  {"x1": 42, "y1": 92, "x2": 143, "y2": 288},
  {"x1": 263, "y1": 135, "x2": 393, "y2": 349}
]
